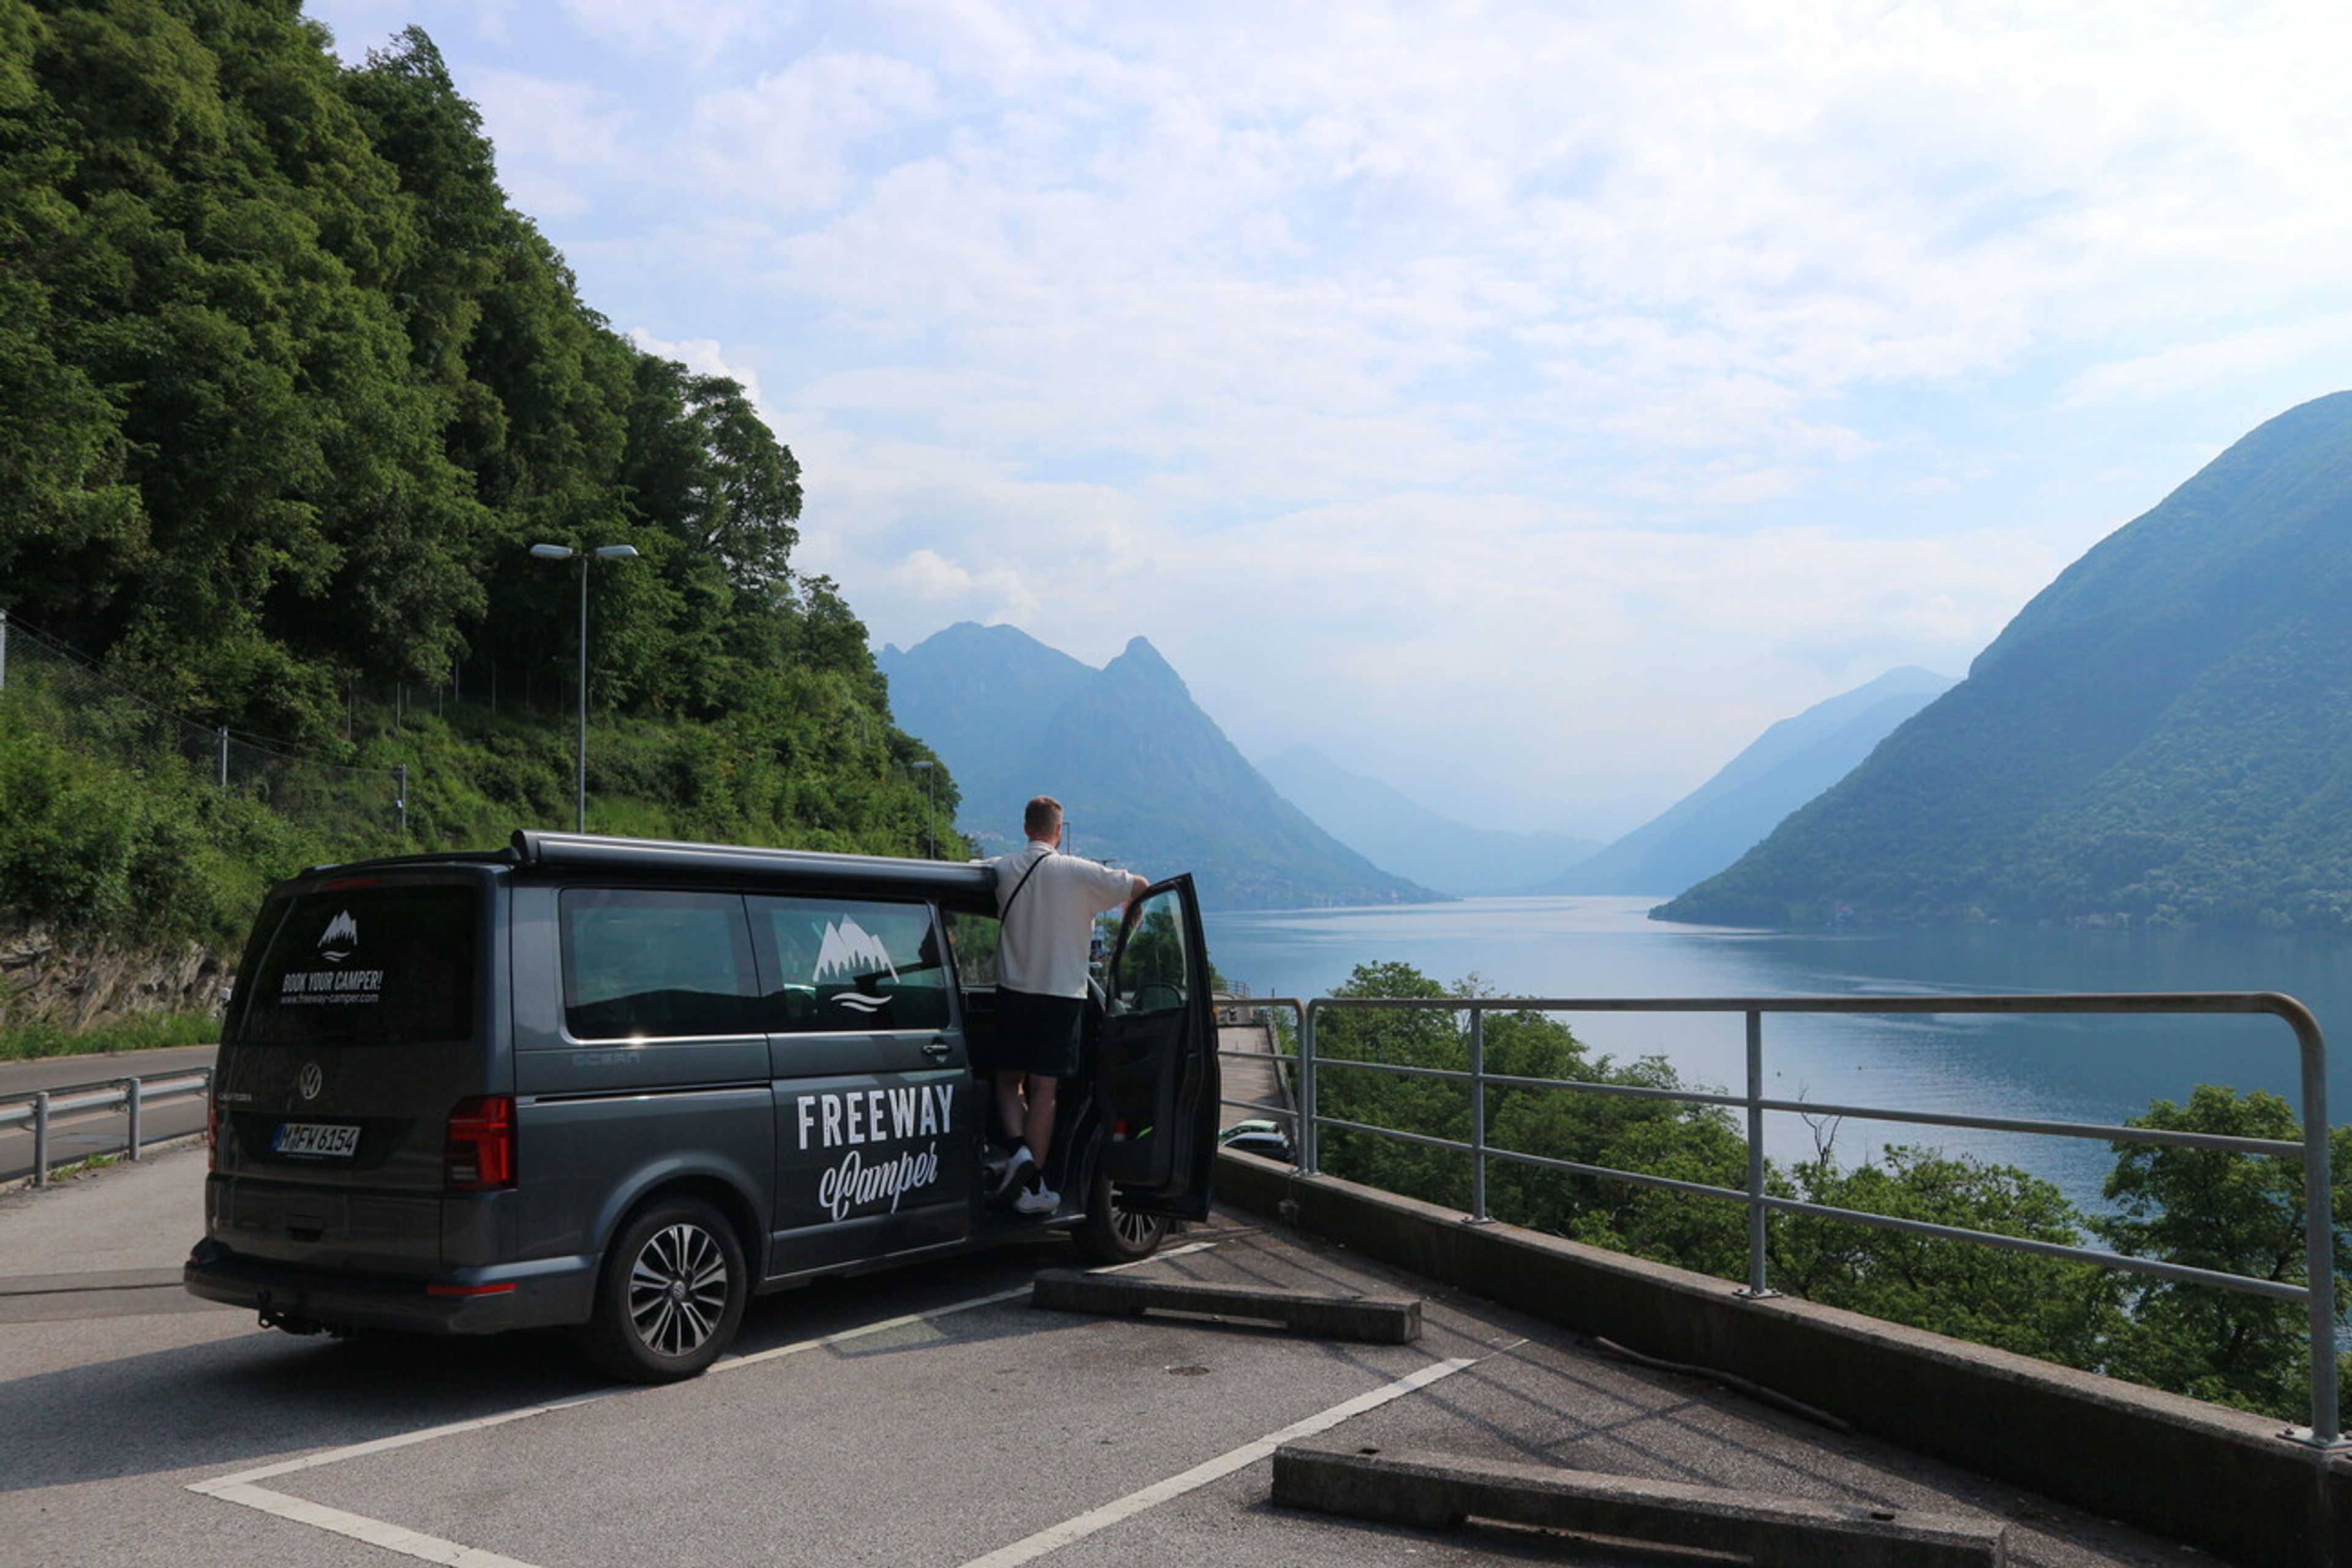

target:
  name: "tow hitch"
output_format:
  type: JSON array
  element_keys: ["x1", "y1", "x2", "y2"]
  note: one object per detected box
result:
[{"x1": 255, "y1": 1291, "x2": 328, "y2": 1337}]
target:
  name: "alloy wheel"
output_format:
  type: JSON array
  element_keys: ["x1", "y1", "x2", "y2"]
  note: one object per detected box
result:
[{"x1": 627, "y1": 1220, "x2": 731, "y2": 1359}]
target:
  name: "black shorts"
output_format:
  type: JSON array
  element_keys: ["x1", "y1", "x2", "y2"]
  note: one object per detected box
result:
[{"x1": 994, "y1": 988, "x2": 1084, "y2": 1079}]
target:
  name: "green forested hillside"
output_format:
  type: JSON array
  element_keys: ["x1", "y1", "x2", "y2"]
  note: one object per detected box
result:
[
  {"x1": 0, "y1": 1, "x2": 950, "y2": 957},
  {"x1": 1661, "y1": 391, "x2": 2352, "y2": 929}
]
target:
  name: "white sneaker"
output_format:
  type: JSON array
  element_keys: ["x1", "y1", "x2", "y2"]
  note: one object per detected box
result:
[
  {"x1": 989, "y1": 1145, "x2": 1034, "y2": 1201},
  {"x1": 1012, "y1": 1183, "x2": 1060, "y2": 1216}
]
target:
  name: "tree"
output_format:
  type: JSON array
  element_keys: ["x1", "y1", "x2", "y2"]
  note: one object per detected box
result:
[
  {"x1": 5, "y1": 0, "x2": 488, "y2": 736},
  {"x1": 679, "y1": 370, "x2": 801, "y2": 594},
  {"x1": 1490, "y1": 1050, "x2": 1752, "y2": 1282},
  {"x1": 2095, "y1": 1085, "x2": 2352, "y2": 1416},
  {"x1": 1312, "y1": 961, "x2": 1472, "y2": 1208},
  {"x1": 1773, "y1": 1145, "x2": 2124, "y2": 1367},
  {"x1": 0, "y1": 2, "x2": 147, "y2": 625}
]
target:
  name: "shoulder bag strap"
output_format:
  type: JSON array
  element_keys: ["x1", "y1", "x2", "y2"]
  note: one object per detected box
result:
[{"x1": 1000, "y1": 847, "x2": 1050, "y2": 919}]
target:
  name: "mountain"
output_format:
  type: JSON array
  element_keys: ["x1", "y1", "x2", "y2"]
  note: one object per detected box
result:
[
  {"x1": 1254, "y1": 746, "x2": 1599, "y2": 895},
  {"x1": 878, "y1": 625, "x2": 1441, "y2": 910},
  {"x1": 873, "y1": 622, "x2": 1096, "y2": 797},
  {"x1": 1542, "y1": 668, "x2": 1954, "y2": 897},
  {"x1": 1659, "y1": 391, "x2": 2352, "y2": 929}
]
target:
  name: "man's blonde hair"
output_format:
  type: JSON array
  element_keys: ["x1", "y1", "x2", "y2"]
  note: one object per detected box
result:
[{"x1": 1024, "y1": 796, "x2": 1063, "y2": 839}]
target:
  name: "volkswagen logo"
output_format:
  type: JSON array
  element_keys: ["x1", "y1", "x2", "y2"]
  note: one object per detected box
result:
[{"x1": 298, "y1": 1062, "x2": 323, "y2": 1101}]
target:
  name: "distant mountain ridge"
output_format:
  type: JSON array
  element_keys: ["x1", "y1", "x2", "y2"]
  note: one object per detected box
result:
[
  {"x1": 878, "y1": 624, "x2": 1441, "y2": 910},
  {"x1": 1660, "y1": 391, "x2": 2352, "y2": 929},
  {"x1": 1254, "y1": 746, "x2": 1599, "y2": 895},
  {"x1": 1544, "y1": 667, "x2": 1954, "y2": 896}
]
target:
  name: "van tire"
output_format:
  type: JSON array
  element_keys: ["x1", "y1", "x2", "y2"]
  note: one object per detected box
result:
[
  {"x1": 582, "y1": 1195, "x2": 747, "y2": 1382},
  {"x1": 1074, "y1": 1166, "x2": 1169, "y2": 1264}
]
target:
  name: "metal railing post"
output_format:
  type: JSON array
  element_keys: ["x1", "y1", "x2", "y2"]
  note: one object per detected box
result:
[
  {"x1": 32, "y1": 1090, "x2": 50, "y2": 1188},
  {"x1": 1468, "y1": 1005, "x2": 1489, "y2": 1223},
  {"x1": 1741, "y1": 1009, "x2": 1775, "y2": 1298},
  {"x1": 1299, "y1": 1003, "x2": 1319, "y2": 1175},
  {"x1": 2292, "y1": 1007, "x2": 2340, "y2": 1446}
]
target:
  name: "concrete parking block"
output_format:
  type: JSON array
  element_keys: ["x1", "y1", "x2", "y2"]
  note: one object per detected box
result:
[
  {"x1": 1031, "y1": 1266, "x2": 1421, "y2": 1343},
  {"x1": 1272, "y1": 1437, "x2": 2008, "y2": 1568}
]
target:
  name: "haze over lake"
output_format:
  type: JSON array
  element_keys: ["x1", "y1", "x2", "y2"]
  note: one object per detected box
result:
[{"x1": 1205, "y1": 897, "x2": 2352, "y2": 1216}]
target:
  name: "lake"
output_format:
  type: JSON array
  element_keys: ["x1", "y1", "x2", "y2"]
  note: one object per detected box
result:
[{"x1": 1202, "y1": 896, "x2": 2352, "y2": 1215}]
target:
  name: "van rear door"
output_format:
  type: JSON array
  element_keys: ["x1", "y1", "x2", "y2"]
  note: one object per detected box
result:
[
  {"x1": 209, "y1": 876, "x2": 492, "y2": 1271},
  {"x1": 1092, "y1": 875, "x2": 1218, "y2": 1219}
]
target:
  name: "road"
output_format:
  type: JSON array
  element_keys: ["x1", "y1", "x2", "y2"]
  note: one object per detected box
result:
[
  {"x1": 1213, "y1": 1013, "x2": 1290, "y2": 1133},
  {"x1": 0, "y1": 1045, "x2": 216, "y2": 1187},
  {"x1": 0, "y1": 1142, "x2": 2194, "y2": 1568}
]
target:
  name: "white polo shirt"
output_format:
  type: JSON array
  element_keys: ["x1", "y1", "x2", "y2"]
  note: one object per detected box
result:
[{"x1": 992, "y1": 840, "x2": 1139, "y2": 998}]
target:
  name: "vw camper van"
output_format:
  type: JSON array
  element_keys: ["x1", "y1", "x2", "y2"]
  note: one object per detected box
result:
[{"x1": 184, "y1": 831, "x2": 1218, "y2": 1380}]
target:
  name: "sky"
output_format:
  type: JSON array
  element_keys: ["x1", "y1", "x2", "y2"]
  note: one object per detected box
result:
[{"x1": 303, "y1": 0, "x2": 2352, "y2": 839}]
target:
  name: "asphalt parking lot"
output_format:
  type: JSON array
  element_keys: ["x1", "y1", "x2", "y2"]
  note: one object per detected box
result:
[{"x1": 2, "y1": 1145, "x2": 2202, "y2": 1568}]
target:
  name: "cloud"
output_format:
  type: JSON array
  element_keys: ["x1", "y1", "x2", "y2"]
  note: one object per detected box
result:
[
  {"x1": 627, "y1": 330, "x2": 769, "y2": 405},
  {"x1": 298, "y1": 0, "x2": 2352, "y2": 832},
  {"x1": 557, "y1": 0, "x2": 773, "y2": 62},
  {"x1": 690, "y1": 53, "x2": 940, "y2": 213},
  {"x1": 2059, "y1": 316, "x2": 2352, "y2": 408},
  {"x1": 464, "y1": 69, "x2": 636, "y2": 219}
]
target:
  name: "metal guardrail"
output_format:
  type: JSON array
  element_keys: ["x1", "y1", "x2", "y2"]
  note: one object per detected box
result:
[
  {"x1": 0, "y1": 1069, "x2": 213, "y2": 1188},
  {"x1": 1214, "y1": 990, "x2": 2343, "y2": 1452}
]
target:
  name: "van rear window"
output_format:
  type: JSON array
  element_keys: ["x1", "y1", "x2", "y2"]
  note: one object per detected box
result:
[{"x1": 235, "y1": 886, "x2": 478, "y2": 1046}]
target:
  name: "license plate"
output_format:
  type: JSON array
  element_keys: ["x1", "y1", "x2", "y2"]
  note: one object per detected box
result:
[{"x1": 272, "y1": 1121, "x2": 361, "y2": 1158}]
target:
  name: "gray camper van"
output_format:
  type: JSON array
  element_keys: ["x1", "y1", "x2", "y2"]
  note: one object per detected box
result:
[{"x1": 184, "y1": 831, "x2": 1219, "y2": 1381}]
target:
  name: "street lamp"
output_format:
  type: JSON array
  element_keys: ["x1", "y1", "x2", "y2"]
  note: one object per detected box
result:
[
  {"x1": 910, "y1": 760, "x2": 936, "y2": 858},
  {"x1": 529, "y1": 542, "x2": 639, "y2": 833}
]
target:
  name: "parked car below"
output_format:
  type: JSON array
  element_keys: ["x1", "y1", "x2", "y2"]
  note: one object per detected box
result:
[{"x1": 1218, "y1": 1119, "x2": 1292, "y2": 1161}]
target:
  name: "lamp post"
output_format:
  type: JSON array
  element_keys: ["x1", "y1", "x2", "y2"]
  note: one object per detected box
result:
[
  {"x1": 911, "y1": 760, "x2": 936, "y2": 859},
  {"x1": 529, "y1": 542, "x2": 639, "y2": 833}
]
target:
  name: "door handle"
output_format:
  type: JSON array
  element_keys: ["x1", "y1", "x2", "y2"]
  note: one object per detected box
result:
[{"x1": 922, "y1": 1038, "x2": 952, "y2": 1060}]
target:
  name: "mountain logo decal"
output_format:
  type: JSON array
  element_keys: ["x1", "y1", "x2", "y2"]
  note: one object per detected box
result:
[
  {"x1": 814, "y1": 919, "x2": 897, "y2": 1013},
  {"x1": 318, "y1": 910, "x2": 359, "y2": 963}
]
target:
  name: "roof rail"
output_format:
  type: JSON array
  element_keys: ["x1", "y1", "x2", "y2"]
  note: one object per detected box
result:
[{"x1": 508, "y1": 829, "x2": 997, "y2": 894}]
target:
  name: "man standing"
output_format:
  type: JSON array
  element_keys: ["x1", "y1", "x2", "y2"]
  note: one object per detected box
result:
[{"x1": 991, "y1": 795, "x2": 1148, "y2": 1216}]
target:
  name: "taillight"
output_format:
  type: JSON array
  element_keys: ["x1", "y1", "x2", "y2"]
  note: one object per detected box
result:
[
  {"x1": 444, "y1": 1096, "x2": 516, "y2": 1191},
  {"x1": 206, "y1": 1092, "x2": 220, "y2": 1170}
]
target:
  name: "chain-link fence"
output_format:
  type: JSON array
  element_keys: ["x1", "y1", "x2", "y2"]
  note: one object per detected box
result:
[{"x1": 0, "y1": 609, "x2": 407, "y2": 839}]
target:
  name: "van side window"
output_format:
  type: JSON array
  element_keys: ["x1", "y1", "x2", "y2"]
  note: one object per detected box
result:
[
  {"x1": 748, "y1": 896, "x2": 950, "y2": 1034},
  {"x1": 560, "y1": 889, "x2": 756, "y2": 1040}
]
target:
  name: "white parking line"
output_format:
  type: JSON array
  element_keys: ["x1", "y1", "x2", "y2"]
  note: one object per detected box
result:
[
  {"x1": 186, "y1": 1242, "x2": 1218, "y2": 1563},
  {"x1": 190, "y1": 1482, "x2": 544, "y2": 1568},
  {"x1": 192, "y1": 1390, "x2": 623, "y2": 1493},
  {"x1": 956, "y1": 1354, "x2": 1485, "y2": 1568}
]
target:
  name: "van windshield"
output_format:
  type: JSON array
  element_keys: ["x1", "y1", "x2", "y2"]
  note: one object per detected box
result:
[{"x1": 234, "y1": 884, "x2": 477, "y2": 1046}]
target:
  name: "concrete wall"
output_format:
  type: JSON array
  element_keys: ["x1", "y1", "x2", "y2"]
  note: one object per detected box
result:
[{"x1": 1215, "y1": 1152, "x2": 2352, "y2": 1568}]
